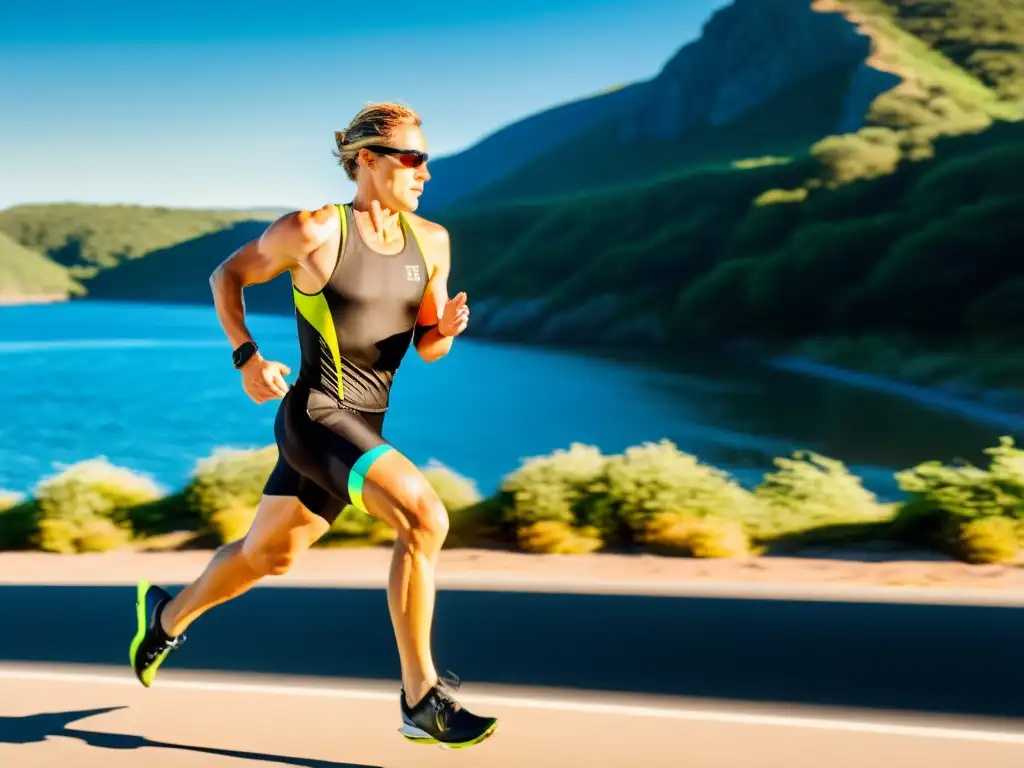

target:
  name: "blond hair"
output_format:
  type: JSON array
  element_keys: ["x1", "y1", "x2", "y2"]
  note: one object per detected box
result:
[{"x1": 333, "y1": 102, "x2": 422, "y2": 181}]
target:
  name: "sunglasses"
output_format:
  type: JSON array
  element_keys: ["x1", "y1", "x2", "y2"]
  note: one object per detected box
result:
[{"x1": 365, "y1": 144, "x2": 429, "y2": 168}]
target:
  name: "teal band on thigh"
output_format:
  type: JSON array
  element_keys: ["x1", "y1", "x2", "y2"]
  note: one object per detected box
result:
[{"x1": 347, "y1": 444, "x2": 393, "y2": 512}]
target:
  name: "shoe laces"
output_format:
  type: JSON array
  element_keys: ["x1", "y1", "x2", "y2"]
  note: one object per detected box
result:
[
  {"x1": 433, "y1": 670, "x2": 463, "y2": 722},
  {"x1": 145, "y1": 632, "x2": 185, "y2": 663}
]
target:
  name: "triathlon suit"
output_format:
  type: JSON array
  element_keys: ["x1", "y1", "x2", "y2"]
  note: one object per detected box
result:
[{"x1": 263, "y1": 203, "x2": 434, "y2": 523}]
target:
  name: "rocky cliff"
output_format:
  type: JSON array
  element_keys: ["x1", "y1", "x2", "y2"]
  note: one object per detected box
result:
[
  {"x1": 618, "y1": 0, "x2": 879, "y2": 142},
  {"x1": 427, "y1": 0, "x2": 897, "y2": 211}
]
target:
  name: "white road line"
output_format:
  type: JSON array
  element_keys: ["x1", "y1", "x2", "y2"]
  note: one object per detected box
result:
[
  {"x1": 275, "y1": 574, "x2": 1024, "y2": 604},
  {"x1": 4, "y1": 574, "x2": 1018, "y2": 605},
  {"x1": 1, "y1": 668, "x2": 1022, "y2": 745}
]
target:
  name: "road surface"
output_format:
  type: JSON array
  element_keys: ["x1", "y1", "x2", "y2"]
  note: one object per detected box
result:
[{"x1": 1, "y1": 581, "x2": 1022, "y2": 766}]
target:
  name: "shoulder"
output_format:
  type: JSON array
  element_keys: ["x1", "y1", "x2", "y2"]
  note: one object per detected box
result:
[
  {"x1": 260, "y1": 203, "x2": 342, "y2": 256},
  {"x1": 404, "y1": 211, "x2": 450, "y2": 276},
  {"x1": 404, "y1": 211, "x2": 449, "y2": 249}
]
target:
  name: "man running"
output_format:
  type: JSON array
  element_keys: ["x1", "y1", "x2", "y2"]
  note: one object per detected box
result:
[{"x1": 128, "y1": 101, "x2": 498, "y2": 750}]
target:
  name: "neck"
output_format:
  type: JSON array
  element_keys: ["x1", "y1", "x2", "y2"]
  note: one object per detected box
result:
[
  {"x1": 349, "y1": 187, "x2": 404, "y2": 245},
  {"x1": 350, "y1": 188, "x2": 379, "y2": 213},
  {"x1": 350, "y1": 188, "x2": 401, "y2": 234}
]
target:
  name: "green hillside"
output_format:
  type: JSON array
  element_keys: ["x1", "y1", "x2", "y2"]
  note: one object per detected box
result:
[
  {"x1": 846, "y1": 0, "x2": 1024, "y2": 100},
  {"x1": 82, "y1": 220, "x2": 291, "y2": 315},
  {"x1": 450, "y1": 61, "x2": 862, "y2": 211},
  {"x1": 0, "y1": 203, "x2": 281, "y2": 279},
  {"x1": 0, "y1": 231, "x2": 83, "y2": 300},
  {"x1": 444, "y1": 0, "x2": 1022, "y2": 211},
  {"x1": 417, "y1": 0, "x2": 1024, "y2": 394},
  {"x1": 437, "y1": 116, "x2": 1024, "y2": 388}
]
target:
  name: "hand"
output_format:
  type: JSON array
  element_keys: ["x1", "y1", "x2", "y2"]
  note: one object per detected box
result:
[
  {"x1": 438, "y1": 292, "x2": 470, "y2": 338},
  {"x1": 240, "y1": 354, "x2": 291, "y2": 404}
]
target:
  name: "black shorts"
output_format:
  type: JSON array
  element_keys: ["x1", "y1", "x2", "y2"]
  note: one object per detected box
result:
[{"x1": 263, "y1": 382, "x2": 395, "y2": 524}]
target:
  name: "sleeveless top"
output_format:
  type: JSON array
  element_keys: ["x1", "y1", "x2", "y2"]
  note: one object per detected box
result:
[{"x1": 291, "y1": 203, "x2": 430, "y2": 412}]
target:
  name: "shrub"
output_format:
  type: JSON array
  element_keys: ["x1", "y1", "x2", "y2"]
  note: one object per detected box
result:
[
  {"x1": 686, "y1": 517, "x2": 752, "y2": 559},
  {"x1": 895, "y1": 437, "x2": 1024, "y2": 523},
  {"x1": 368, "y1": 518, "x2": 399, "y2": 545},
  {"x1": 638, "y1": 512, "x2": 752, "y2": 558},
  {"x1": 27, "y1": 459, "x2": 161, "y2": 553},
  {"x1": 367, "y1": 519, "x2": 398, "y2": 545},
  {"x1": 185, "y1": 446, "x2": 278, "y2": 522},
  {"x1": 326, "y1": 505, "x2": 374, "y2": 537},
  {"x1": 127, "y1": 492, "x2": 198, "y2": 537},
  {"x1": 950, "y1": 516, "x2": 1019, "y2": 564},
  {"x1": 446, "y1": 500, "x2": 504, "y2": 549},
  {"x1": 811, "y1": 132, "x2": 903, "y2": 185},
  {"x1": 37, "y1": 515, "x2": 133, "y2": 554},
  {"x1": 867, "y1": 93, "x2": 939, "y2": 130},
  {"x1": 578, "y1": 440, "x2": 760, "y2": 542},
  {"x1": 755, "y1": 187, "x2": 808, "y2": 206},
  {"x1": 422, "y1": 460, "x2": 482, "y2": 512},
  {"x1": 986, "y1": 435, "x2": 1024, "y2": 498},
  {"x1": 33, "y1": 458, "x2": 163, "y2": 527},
  {"x1": 892, "y1": 436, "x2": 1024, "y2": 556},
  {"x1": 516, "y1": 520, "x2": 603, "y2": 555},
  {"x1": 208, "y1": 504, "x2": 258, "y2": 545},
  {"x1": 497, "y1": 443, "x2": 608, "y2": 528},
  {"x1": 419, "y1": 461, "x2": 502, "y2": 548},
  {"x1": 0, "y1": 501, "x2": 38, "y2": 550},
  {"x1": 316, "y1": 505, "x2": 396, "y2": 548},
  {"x1": 751, "y1": 451, "x2": 893, "y2": 540}
]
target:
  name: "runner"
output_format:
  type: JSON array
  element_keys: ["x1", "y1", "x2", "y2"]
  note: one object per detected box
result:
[{"x1": 129, "y1": 101, "x2": 497, "y2": 749}]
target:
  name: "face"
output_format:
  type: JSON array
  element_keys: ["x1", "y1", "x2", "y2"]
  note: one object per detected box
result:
[{"x1": 359, "y1": 122, "x2": 431, "y2": 212}]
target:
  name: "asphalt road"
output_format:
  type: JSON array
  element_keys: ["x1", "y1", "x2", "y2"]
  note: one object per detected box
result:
[
  {"x1": 1, "y1": 582, "x2": 1022, "y2": 766},
  {"x1": 1, "y1": 583, "x2": 1022, "y2": 717}
]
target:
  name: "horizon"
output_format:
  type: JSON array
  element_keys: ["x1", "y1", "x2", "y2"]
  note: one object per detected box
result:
[{"x1": 2, "y1": 0, "x2": 727, "y2": 211}]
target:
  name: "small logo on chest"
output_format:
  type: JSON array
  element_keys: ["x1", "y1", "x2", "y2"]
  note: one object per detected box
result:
[{"x1": 405, "y1": 265, "x2": 421, "y2": 282}]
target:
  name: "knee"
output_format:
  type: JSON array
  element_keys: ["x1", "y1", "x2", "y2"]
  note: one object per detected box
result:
[
  {"x1": 240, "y1": 537, "x2": 298, "y2": 576},
  {"x1": 401, "y1": 490, "x2": 449, "y2": 552}
]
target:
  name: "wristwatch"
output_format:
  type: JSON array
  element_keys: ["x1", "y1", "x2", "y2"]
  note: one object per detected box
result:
[{"x1": 232, "y1": 340, "x2": 259, "y2": 369}]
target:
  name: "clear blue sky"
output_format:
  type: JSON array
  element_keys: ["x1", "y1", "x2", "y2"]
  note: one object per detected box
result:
[{"x1": 1, "y1": 0, "x2": 726, "y2": 210}]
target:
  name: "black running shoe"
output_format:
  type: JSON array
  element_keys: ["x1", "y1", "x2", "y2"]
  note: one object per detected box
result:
[
  {"x1": 399, "y1": 671, "x2": 498, "y2": 749},
  {"x1": 129, "y1": 579, "x2": 186, "y2": 687}
]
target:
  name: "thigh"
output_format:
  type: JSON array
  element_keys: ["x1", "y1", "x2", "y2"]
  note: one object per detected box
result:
[
  {"x1": 242, "y1": 492, "x2": 331, "y2": 558},
  {"x1": 358, "y1": 448, "x2": 445, "y2": 535}
]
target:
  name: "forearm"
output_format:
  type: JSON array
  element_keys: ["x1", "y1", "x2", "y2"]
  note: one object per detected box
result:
[
  {"x1": 209, "y1": 264, "x2": 253, "y2": 349},
  {"x1": 415, "y1": 325, "x2": 454, "y2": 362}
]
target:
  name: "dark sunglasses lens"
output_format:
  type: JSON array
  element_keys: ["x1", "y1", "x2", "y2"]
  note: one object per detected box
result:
[{"x1": 399, "y1": 153, "x2": 425, "y2": 168}]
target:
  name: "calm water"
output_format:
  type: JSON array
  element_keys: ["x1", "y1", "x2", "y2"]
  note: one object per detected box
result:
[{"x1": 0, "y1": 301, "x2": 1017, "y2": 500}]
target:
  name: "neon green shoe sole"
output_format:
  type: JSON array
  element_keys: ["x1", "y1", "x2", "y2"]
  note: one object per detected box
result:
[{"x1": 129, "y1": 579, "x2": 182, "y2": 687}]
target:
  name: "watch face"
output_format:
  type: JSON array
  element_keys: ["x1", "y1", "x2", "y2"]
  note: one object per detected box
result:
[{"x1": 234, "y1": 342, "x2": 255, "y2": 367}]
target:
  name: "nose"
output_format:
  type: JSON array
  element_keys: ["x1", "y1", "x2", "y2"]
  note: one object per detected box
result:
[{"x1": 416, "y1": 162, "x2": 431, "y2": 182}]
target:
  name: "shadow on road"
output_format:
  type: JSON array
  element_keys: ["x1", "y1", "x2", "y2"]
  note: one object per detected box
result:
[
  {"x1": 0, "y1": 706, "x2": 381, "y2": 767},
  {"x1": 1, "y1": 584, "x2": 1022, "y2": 719}
]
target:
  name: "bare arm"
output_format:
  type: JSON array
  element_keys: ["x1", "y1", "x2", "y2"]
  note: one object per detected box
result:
[
  {"x1": 413, "y1": 225, "x2": 467, "y2": 363},
  {"x1": 209, "y1": 204, "x2": 340, "y2": 403},
  {"x1": 209, "y1": 205, "x2": 340, "y2": 350}
]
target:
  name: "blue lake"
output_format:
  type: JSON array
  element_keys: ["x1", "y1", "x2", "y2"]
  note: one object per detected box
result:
[{"x1": 0, "y1": 301, "x2": 1014, "y2": 500}]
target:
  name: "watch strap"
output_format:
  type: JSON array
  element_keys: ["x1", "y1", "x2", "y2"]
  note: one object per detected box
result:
[{"x1": 232, "y1": 340, "x2": 258, "y2": 369}]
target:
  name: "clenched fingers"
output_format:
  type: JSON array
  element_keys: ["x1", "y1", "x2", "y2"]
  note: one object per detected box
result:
[{"x1": 264, "y1": 367, "x2": 290, "y2": 398}]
